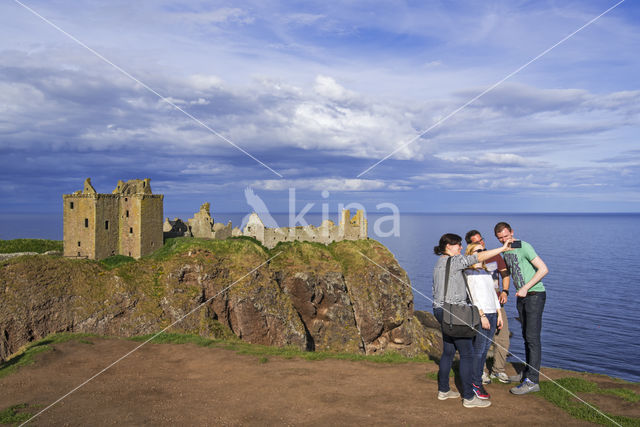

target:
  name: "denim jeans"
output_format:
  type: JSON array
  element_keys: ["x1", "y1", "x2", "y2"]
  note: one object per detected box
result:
[
  {"x1": 434, "y1": 307, "x2": 474, "y2": 399},
  {"x1": 472, "y1": 312, "x2": 497, "y2": 386},
  {"x1": 516, "y1": 292, "x2": 546, "y2": 383}
]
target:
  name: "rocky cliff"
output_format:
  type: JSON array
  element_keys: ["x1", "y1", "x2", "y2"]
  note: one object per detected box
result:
[{"x1": 0, "y1": 238, "x2": 441, "y2": 362}]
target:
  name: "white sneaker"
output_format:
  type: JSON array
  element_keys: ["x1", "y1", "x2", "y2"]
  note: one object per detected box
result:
[
  {"x1": 482, "y1": 371, "x2": 491, "y2": 384},
  {"x1": 438, "y1": 389, "x2": 461, "y2": 400},
  {"x1": 510, "y1": 378, "x2": 540, "y2": 395},
  {"x1": 490, "y1": 371, "x2": 510, "y2": 383},
  {"x1": 463, "y1": 395, "x2": 492, "y2": 408}
]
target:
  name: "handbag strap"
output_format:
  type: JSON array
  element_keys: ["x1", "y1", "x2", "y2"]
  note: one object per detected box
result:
[
  {"x1": 461, "y1": 269, "x2": 475, "y2": 305},
  {"x1": 443, "y1": 256, "x2": 453, "y2": 300},
  {"x1": 444, "y1": 256, "x2": 475, "y2": 305}
]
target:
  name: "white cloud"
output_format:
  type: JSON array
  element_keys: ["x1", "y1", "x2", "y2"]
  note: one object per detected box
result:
[
  {"x1": 250, "y1": 178, "x2": 409, "y2": 192},
  {"x1": 435, "y1": 152, "x2": 545, "y2": 167},
  {"x1": 180, "y1": 163, "x2": 230, "y2": 175},
  {"x1": 175, "y1": 8, "x2": 254, "y2": 25},
  {"x1": 313, "y1": 75, "x2": 352, "y2": 101},
  {"x1": 187, "y1": 74, "x2": 224, "y2": 91},
  {"x1": 282, "y1": 13, "x2": 325, "y2": 26}
]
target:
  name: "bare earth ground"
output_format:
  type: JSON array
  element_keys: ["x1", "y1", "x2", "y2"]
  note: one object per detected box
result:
[{"x1": 1, "y1": 338, "x2": 637, "y2": 426}]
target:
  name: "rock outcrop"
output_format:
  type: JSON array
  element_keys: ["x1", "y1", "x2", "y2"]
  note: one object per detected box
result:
[{"x1": 0, "y1": 239, "x2": 440, "y2": 362}]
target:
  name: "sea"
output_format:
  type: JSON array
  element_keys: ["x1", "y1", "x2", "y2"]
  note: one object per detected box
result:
[{"x1": 1, "y1": 212, "x2": 639, "y2": 383}]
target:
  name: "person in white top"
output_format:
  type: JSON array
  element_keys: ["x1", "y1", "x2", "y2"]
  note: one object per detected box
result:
[{"x1": 464, "y1": 243, "x2": 504, "y2": 401}]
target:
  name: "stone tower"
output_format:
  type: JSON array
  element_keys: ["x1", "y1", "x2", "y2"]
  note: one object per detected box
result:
[{"x1": 63, "y1": 178, "x2": 163, "y2": 259}]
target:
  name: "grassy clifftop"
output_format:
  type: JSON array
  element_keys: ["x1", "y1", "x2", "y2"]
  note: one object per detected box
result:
[{"x1": 0, "y1": 239, "x2": 62, "y2": 254}]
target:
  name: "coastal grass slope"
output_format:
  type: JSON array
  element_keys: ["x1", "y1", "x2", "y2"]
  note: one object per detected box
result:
[{"x1": 0, "y1": 239, "x2": 62, "y2": 254}]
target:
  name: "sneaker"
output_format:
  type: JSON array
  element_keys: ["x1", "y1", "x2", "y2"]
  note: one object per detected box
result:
[
  {"x1": 463, "y1": 395, "x2": 492, "y2": 408},
  {"x1": 510, "y1": 378, "x2": 540, "y2": 395},
  {"x1": 482, "y1": 371, "x2": 491, "y2": 384},
  {"x1": 490, "y1": 371, "x2": 511, "y2": 383},
  {"x1": 472, "y1": 383, "x2": 490, "y2": 399},
  {"x1": 437, "y1": 389, "x2": 461, "y2": 400},
  {"x1": 508, "y1": 372, "x2": 524, "y2": 383}
]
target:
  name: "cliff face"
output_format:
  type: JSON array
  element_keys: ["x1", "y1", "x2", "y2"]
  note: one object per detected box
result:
[{"x1": 0, "y1": 239, "x2": 440, "y2": 362}]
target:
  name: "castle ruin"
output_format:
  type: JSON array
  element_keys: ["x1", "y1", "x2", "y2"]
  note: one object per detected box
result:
[
  {"x1": 63, "y1": 178, "x2": 163, "y2": 259},
  {"x1": 163, "y1": 202, "x2": 239, "y2": 240},
  {"x1": 243, "y1": 209, "x2": 367, "y2": 249},
  {"x1": 64, "y1": 179, "x2": 368, "y2": 259}
]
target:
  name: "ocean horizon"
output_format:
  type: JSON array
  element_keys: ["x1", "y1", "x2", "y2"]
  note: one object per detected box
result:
[{"x1": 1, "y1": 211, "x2": 639, "y2": 383}]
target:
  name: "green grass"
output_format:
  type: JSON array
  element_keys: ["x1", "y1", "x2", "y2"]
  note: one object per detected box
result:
[
  {"x1": 0, "y1": 239, "x2": 62, "y2": 254},
  {"x1": 0, "y1": 403, "x2": 34, "y2": 424},
  {"x1": 130, "y1": 332, "x2": 435, "y2": 364},
  {"x1": 539, "y1": 377, "x2": 640, "y2": 426},
  {"x1": 600, "y1": 387, "x2": 640, "y2": 403},
  {"x1": 228, "y1": 235, "x2": 269, "y2": 252},
  {"x1": 99, "y1": 255, "x2": 136, "y2": 269},
  {"x1": 148, "y1": 237, "x2": 268, "y2": 261},
  {"x1": 0, "y1": 333, "x2": 97, "y2": 379}
]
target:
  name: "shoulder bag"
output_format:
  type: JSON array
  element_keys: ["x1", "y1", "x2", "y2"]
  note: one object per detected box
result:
[{"x1": 440, "y1": 257, "x2": 480, "y2": 338}]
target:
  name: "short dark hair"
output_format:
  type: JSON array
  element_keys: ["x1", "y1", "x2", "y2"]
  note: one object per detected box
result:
[
  {"x1": 465, "y1": 229, "x2": 481, "y2": 244},
  {"x1": 494, "y1": 222, "x2": 512, "y2": 235},
  {"x1": 434, "y1": 233, "x2": 462, "y2": 255}
]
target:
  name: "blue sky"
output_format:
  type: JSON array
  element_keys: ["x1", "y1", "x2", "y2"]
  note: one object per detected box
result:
[{"x1": 1, "y1": 0, "x2": 639, "y2": 220}]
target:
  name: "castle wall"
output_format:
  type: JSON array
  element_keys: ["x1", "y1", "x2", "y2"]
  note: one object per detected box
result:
[
  {"x1": 94, "y1": 195, "x2": 119, "y2": 259},
  {"x1": 243, "y1": 210, "x2": 367, "y2": 249},
  {"x1": 139, "y1": 195, "x2": 164, "y2": 256},
  {"x1": 188, "y1": 212, "x2": 214, "y2": 238},
  {"x1": 244, "y1": 214, "x2": 265, "y2": 243},
  {"x1": 119, "y1": 195, "x2": 141, "y2": 258},
  {"x1": 63, "y1": 194, "x2": 96, "y2": 258},
  {"x1": 163, "y1": 218, "x2": 189, "y2": 240},
  {"x1": 212, "y1": 222, "x2": 233, "y2": 240}
]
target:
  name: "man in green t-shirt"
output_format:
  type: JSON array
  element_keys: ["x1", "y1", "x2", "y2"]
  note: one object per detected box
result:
[{"x1": 494, "y1": 222, "x2": 549, "y2": 395}]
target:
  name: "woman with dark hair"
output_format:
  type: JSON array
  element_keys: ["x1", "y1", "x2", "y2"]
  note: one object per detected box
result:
[{"x1": 433, "y1": 233, "x2": 511, "y2": 408}]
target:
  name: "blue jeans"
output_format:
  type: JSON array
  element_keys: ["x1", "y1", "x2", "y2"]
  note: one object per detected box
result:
[
  {"x1": 472, "y1": 312, "x2": 497, "y2": 386},
  {"x1": 434, "y1": 307, "x2": 474, "y2": 400},
  {"x1": 516, "y1": 292, "x2": 546, "y2": 383}
]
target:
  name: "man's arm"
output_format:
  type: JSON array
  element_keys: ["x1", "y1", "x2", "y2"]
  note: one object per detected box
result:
[
  {"x1": 499, "y1": 270, "x2": 510, "y2": 304},
  {"x1": 515, "y1": 256, "x2": 549, "y2": 297}
]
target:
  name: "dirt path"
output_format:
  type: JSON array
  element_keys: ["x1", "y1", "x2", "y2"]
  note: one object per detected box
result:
[{"x1": 0, "y1": 338, "x2": 634, "y2": 426}]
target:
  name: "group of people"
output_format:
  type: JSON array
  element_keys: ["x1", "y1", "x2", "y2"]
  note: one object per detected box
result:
[{"x1": 432, "y1": 222, "x2": 549, "y2": 408}]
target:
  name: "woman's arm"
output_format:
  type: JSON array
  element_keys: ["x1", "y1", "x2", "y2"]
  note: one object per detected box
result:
[{"x1": 477, "y1": 238, "x2": 512, "y2": 263}]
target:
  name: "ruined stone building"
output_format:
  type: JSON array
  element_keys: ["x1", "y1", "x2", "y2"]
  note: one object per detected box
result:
[
  {"x1": 163, "y1": 202, "x2": 239, "y2": 241},
  {"x1": 243, "y1": 209, "x2": 368, "y2": 249},
  {"x1": 63, "y1": 178, "x2": 163, "y2": 259}
]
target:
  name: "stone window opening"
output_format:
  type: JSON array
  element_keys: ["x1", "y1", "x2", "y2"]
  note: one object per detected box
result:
[
  {"x1": 129, "y1": 227, "x2": 133, "y2": 234},
  {"x1": 77, "y1": 241, "x2": 81, "y2": 247},
  {"x1": 77, "y1": 252, "x2": 81, "y2": 257},
  {"x1": 128, "y1": 251, "x2": 131, "y2": 256},
  {"x1": 126, "y1": 210, "x2": 129, "y2": 218},
  {"x1": 105, "y1": 220, "x2": 109, "y2": 230},
  {"x1": 84, "y1": 218, "x2": 89, "y2": 228},
  {"x1": 125, "y1": 197, "x2": 128, "y2": 202},
  {"x1": 69, "y1": 202, "x2": 74, "y2": 209}
]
